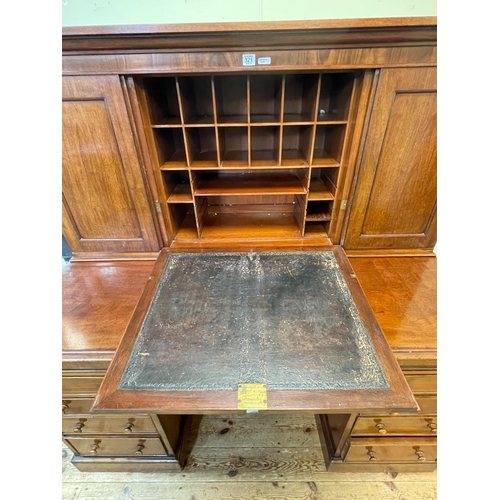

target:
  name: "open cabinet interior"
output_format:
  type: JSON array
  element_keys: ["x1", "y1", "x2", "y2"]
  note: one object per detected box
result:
[{"x1": 137, "y1": 72, "x2": 356, "y2": 244}]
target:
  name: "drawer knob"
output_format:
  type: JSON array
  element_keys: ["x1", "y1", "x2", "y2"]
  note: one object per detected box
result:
[
  {"x1": 125, "y1": 422, "x2": 135, "y2": 433},
  {"x1": 135, "y1": 444, "x2": 144, "y2": 456},
  {"x1": 415, "y1": 450, "x2": 426, "y2": 461},
  {"x1": 73, "y1": 422, "x2": 85, "y2": 433},
  {"x1": 427, "y1": 423, "x2": 437, "y2": 433},
  {"x1": 367, "y1": 450, "x2": 377, "y2": 461},
  {"x1": 375, "y1": 423, "x2": 387, "y2": 435},
  {"x1": 62, "y1": 403, "x2": 68, "y2": 415},
  {"x1": 89, "y1": 444, "x2": 99, "y2": 455}
]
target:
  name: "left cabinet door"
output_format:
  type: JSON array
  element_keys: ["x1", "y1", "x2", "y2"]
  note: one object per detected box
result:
[{"x1": 62, "y1": 75, "x2": 160, "y2": 257}]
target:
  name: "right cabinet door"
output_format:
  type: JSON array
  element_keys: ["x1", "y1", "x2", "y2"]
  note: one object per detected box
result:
[{"x1": 343, "y1": 67, "x2": 436, "y2": 250}]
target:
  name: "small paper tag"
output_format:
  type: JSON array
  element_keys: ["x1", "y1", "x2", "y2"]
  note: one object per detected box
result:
[
  {"x1": 258, "y1": 57, "x2": 271, "y2": 65},
  {"x1": 242, "y1": 54, "x2": 256, "y2": 66},
  {"x1": 237, "y1": 384, "x2": 267, "y2": 410}
]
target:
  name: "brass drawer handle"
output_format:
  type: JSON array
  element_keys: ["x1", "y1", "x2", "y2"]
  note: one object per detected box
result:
[
  {"x1": 415, "y1": 450, "x2": 426, "y2": 461},
  {"x1": 375, "y1": 423, "x2": 387, "y2": 435},
  {"x1": 135, "y1": 444, "x2": 145, "y2": 456},
  {"x1": 62, "y1": 403, "x2": 68, "y2": 415},
  {"x1": 125, "y1": 422, "x2": 135, "y2": 433},
  {"x1": 367, "y1": 450, "x2": 377, "y2": 461},
  {"x1": 89, "y1": 443, "x2": 99, "y2": 455},
  {"x1": 73, "y1": 422, "x2": 85, "y2": 433},
  {"x1": 427, "y1": 422, "x2": 437, "y2": 433}
]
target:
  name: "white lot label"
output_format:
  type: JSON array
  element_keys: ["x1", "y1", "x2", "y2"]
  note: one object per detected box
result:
[
  {"x1": 258, "y1": 57, "x2": 272, "y2": 65},
  {"x1": 242, "y1": 54, "x2": 256, "y2": 66}
]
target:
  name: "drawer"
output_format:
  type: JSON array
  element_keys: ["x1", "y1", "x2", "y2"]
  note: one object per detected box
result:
[
  {"x1": 404, "y1": 372, "x2": 436, "y2": 394},
  {"x1": 65, "y1": 436, "x2": 167, "y2": 457},
  {"x1": 62, "y1": 371, "x2": 105, "y2": 397},
  {"x1": 63, "y1": 415, "x2": 157, "y2": 435},
  {"x1": 62, "y1": 399, "x2": 93, "y2": 416},
  {"x1": 352, "y1": 415, "x2": 437, "y2": 436},
  {"x1": 345, "y1": 437, "x2": 437, "y2": 463}
]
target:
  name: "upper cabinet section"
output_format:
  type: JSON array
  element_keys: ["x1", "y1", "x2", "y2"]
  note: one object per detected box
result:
[
  {"x1": 62, "y1": 75, "x2": 160, "y2": 258},
  {"x1": 343, "y1": 67, "x2": 437, "y2": 251}
]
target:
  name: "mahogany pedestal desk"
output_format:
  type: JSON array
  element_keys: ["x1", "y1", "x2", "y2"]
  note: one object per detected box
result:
[
  {"x1": 62, "y1": 17, "x2": 437, "y2": 473},
  {"x1": 62, "y1": 252, "x2": 436, "y2": 473}
]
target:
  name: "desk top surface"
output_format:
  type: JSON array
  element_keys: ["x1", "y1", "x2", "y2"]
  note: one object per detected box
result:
[
  {"x1": 62, "y1": 253, "x2": 436, "y2": 364},
  {"x1": 87, "y1": 247, "x2": 418, "y2": 414}
]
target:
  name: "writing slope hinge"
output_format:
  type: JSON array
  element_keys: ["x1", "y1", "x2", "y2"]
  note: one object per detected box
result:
[
  {"x1": 154, "y1": 201, "x2": 162, "y2": 213},
  {"x1": 340, "y1": 200, "x2": 348, "y2": 210}
]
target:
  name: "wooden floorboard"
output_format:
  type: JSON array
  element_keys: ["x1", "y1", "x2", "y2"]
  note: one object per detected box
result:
[{"x1": 63, "y1": 414, "x2": 437, "y2": 499}]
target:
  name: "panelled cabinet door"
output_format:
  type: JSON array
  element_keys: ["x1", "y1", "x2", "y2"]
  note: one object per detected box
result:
[
  {"x1": 343, "y1": 67, "x2": 436, "y2": 250},
  {"x1": 62, "y1": 75, "x2": 160, "y2": 256}
]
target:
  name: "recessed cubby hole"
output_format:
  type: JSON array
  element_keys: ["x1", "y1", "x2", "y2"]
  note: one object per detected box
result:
[
  {"x1": 218, "y1": 127, "x2": 249, "y2": 167},
  {"x1": 306, "y1": 200, "x2": 333, "y2": 221},
  {"x1": 251, "y1": 126, "x2": 280, "y2": 166},
  {"x1": 143, "y1": 77, "x2": 181, "y2": 125},
  {"x1": 313, "y1": 125, "x2": 346, "y2": 166},
  {"x1": 185, "y1": 127, "x2": 218, "y2": 167},
  {"x1": 317, "y1": 73, "x2": 355, "y2": 122},
  {"x1": 214, "y1": 75, "x2": 248, "y2": 124},
  {"x1": 308, "y1": 168, "x2": 338, "y2": 200},
  {"x1": 163, "y1": 170, "x2": 192, "y2": 203},
  {"x1": 250, "y1": 74, "x2": 283, "y2": 123},
  {"x1": 283, "y1": 74, "x2": 319, "y2": 122},
  {"x1": 281, "y1": 125, "x2": 314, "y2": 166},
  {"x1": 153, "y1": 128, "x2": 187, "y2": 168},
  {"x1": 178, "y1": 76, "x2": 215, "y2": 125}
]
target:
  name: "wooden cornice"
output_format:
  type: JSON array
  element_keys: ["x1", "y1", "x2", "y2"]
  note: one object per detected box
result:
[{"x1": 62, "y1": 17, "x2": 437, "y2": 53}]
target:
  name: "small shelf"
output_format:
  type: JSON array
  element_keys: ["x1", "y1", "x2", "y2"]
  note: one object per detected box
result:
[
  {"x1": 143, "y1": 77, "x2": 182, "y2": 126},
  {"x1": 306, "y1": 200, "x2": 333, "y2": 221},
  {"x1": 317, "y1": 73, "x2": 355, "y2": 122},
  {"x1": 167, "y1": 183, "x2": 193, "y2": 203},
  {"x1": 178, "y1": 76, "x2": 215, "y2": 125},
  {"x1": 185, "y1": 128, "x2": 218, "y2": 167},
  {"x1": 219, "y1": 127, "x2": 248, "y2": 167},
  {"x1": 194, "y1": 171, "x2": 307, "y2": 196},
  {"x1": 313, "y1": 125, "x2": 346, "y2": 166},
  {"x1": 251, "y1": 126, "x2": 279, "y2": 166},
  {"x1": 308, "y1": 178, "x2": 335, "y2": 200},
  {"x1": 154, "y1": 129, "x2": 187, "y2": 168},
  {"x1": 201, "y1": 211, "x2": 302, "y2": 239},
  {"x1": 282, "y1": 125, "x2": 313, "y2": 166},
  {"x1": 250, "y1": 74, "x2": 282, "y2": 123},
  {"x1": 214, "y1": 75, "x2": 248, "y2": 124},
  {"x1": 283, "y1": 74, "x2": 319, "y2": 123}
]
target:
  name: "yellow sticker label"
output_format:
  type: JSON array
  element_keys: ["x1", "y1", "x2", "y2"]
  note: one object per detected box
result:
[{"x1": 237, "y1": 384, "x2": 268, "y2": 410}]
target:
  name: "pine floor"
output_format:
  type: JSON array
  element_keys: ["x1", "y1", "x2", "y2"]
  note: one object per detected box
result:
[{"x1": 62, "y1": 413, "x2": 437, "y2": 500}]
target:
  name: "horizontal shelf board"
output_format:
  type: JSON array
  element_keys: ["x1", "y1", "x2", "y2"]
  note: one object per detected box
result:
[
  {"x1": 251, "y1": 150, "x2": 279, "y2": 166},
  {"x1": 174, "y1": 212, "x2": 198, "y2": 241},
  {"x1": 190, "y1": 164, "x2": 307, "y2": 171},
  {"x1": 312, "y1": 150, "x2": 341, "y2": 166},
  {"x1": 317, "y1": 115, "x2": 348, "y2": 123},
  {"x1": 306, "y1": 212, "x2": 331, "y2": 221},
  {"x1": 250, "y1": 114, "x2": 281, "y2": 124},
  {"x1": 283, "y1": 114, "x2": 315, "y2": 123},
  {"x1": 308, "y1": 178, "x2": 336, "y2": 200},
  {"x1": 159, "y1": 150, "x2": 188, "y2": 169},
  {"x1": 217, "y1": 116, "x2": 248, "y2": 125},
  {"x1": 151, "y1": 121, "x2": 183, "y2": 128},
  {"x1": 304, "y1": 222, "x2": 330, "y2": 237},
  {"x1": 183, "y1": 116, "x2": 215, "y2": 126},
  {"x1": 221, "y1": 151, "x2": 249, "y2": 167},
  {"x1": 194, "y1": 173, "x2": 306, "y2": 196},
  {"x1": 281, "y1": 149, "x2": 309, "y2": 167},
  {"x1": 201, "y1": 212, "x2": 302, "y2": 239},
  {"x1": 167, "y1": 183, "x2": 193, "y2": 203},
  {"x1": 190, "y1": 151, "x2": 218, "y2": 167}
]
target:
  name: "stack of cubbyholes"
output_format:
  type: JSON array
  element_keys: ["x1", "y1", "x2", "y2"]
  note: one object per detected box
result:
[{"x1": 138, "y1": 72, "x2": 355, "y2": 242}]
